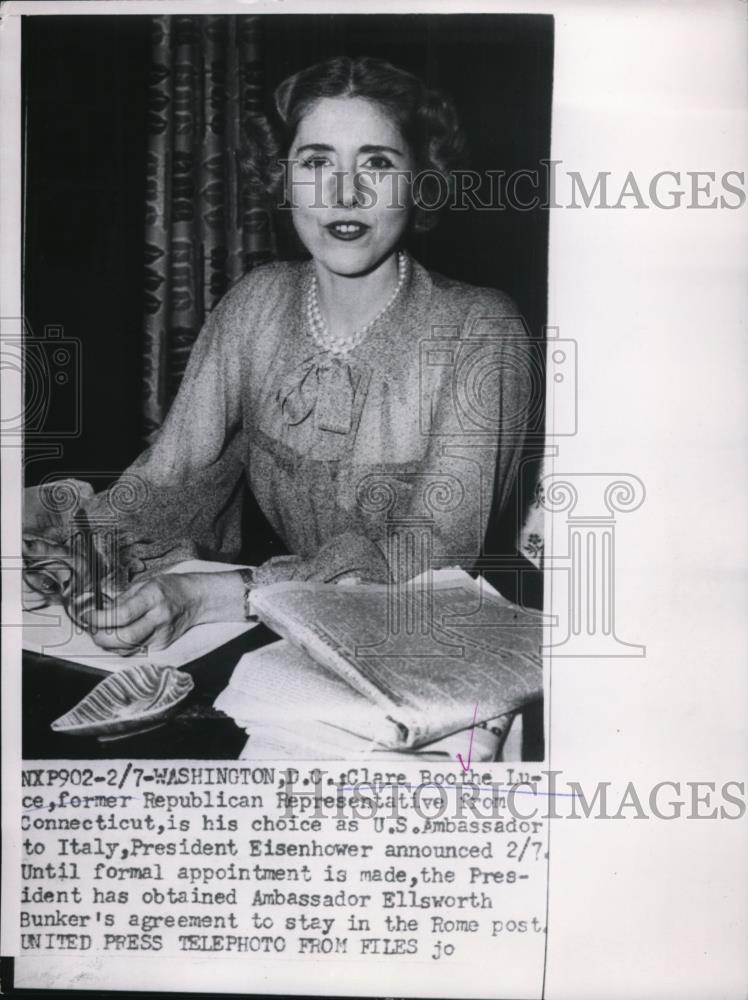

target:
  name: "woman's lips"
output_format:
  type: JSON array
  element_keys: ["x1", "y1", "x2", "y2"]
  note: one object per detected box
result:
[{"x1": 324, "y1": 221, "x2": 371, "y2": 241}]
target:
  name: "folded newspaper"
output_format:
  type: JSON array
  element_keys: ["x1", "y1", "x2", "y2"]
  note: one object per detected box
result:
[{"x1": 216, "y1": 570, "x2": 542, "y2": 751}]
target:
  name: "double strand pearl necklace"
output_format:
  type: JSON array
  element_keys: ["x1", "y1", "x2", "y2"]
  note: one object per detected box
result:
[{"x1": 306, "y1": 252, "x2": 408, "y2": 356}]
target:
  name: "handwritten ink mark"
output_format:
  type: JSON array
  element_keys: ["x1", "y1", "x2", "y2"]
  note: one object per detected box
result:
[{"x1": 457, "y1": 703, "x2": 479, "y2": 773}]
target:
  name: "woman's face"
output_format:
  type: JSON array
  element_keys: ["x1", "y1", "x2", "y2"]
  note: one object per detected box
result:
[{"x1": 287, "y1": 96, "x2": 414, "y2": 277}]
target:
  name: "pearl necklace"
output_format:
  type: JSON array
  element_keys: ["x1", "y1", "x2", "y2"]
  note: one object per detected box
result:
[{"x1": 306, "y1": 252, "x2": 408, "y2": 356}]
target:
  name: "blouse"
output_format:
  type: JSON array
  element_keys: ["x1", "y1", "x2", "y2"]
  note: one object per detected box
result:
[{"x1": 69, "y1": 253, "x2": 532, "y2": 586}]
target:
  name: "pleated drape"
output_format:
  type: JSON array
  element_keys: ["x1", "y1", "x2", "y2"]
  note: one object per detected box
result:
[{"x1": 142, "y1": 14, "x2": 275, "y2": 442}]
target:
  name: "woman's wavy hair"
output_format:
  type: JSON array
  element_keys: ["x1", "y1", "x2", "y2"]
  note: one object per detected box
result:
[{"x1": 241, "y1": 55, "x2": 466, "y2": 234}]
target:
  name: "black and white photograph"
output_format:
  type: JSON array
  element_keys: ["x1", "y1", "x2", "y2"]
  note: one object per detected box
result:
[
  {"x1": 2, "y1": 2, "x2": 746, "y2": 998},
  {"x1": 20, "y1": 12, "x2": 552, "y2": 762}
]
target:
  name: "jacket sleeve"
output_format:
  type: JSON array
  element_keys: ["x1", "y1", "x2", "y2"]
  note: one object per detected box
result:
[{"x1": 24, "y1": 274, "x2": 255, "y2": 586}]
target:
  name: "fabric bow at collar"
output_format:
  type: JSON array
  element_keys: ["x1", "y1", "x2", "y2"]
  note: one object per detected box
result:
[{"x1": 276, "y1": 353, "x2": 358, "y2": 435}]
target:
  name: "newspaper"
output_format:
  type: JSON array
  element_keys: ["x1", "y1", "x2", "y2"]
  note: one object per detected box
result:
[
  {"x1": 247, "y1": 571, "x2": 542, "y2": 749},
  {"x1": 214, "y1": 637, "x2": 524, "y2": 758}
]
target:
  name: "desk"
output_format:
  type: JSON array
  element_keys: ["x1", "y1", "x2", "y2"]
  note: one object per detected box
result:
[
  {"x1": 23, "y1": 627, "x2": 542, "y2": 761},
  {"x1": 22, "y1": 625, "x2": 278, "y2": 760}
]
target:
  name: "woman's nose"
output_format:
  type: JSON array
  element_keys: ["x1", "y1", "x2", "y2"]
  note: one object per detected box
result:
[{"x1": 330, "y1": 169, "x2": 362, "y2": 208}]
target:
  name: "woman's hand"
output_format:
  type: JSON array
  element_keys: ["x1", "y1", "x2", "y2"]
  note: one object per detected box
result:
[{"x1": 84, "y1": 573, "x2": 205, "y2": 654}]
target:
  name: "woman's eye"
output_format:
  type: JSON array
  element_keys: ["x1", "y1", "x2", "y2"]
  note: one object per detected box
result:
[
  {"x1": 300, "y1": 156, "x2": 330, "y2": 170},
  {"x1": 362, "y1": 155, "x2": 395, "y2": 171}
]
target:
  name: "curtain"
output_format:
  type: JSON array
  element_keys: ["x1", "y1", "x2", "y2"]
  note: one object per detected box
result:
[{"x1": 142, "y1": 14, "x2": 275, "y2": 442}]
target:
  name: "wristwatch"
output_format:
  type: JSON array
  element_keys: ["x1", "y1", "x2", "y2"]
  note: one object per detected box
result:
[{"x1": 239, "y1": 568, "x2": 258, "y2": 622}]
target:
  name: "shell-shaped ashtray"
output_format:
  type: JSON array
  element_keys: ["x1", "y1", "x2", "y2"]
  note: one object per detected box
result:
[{"x1": 51, "y1": 663, "x2": 194, "y2": 739}]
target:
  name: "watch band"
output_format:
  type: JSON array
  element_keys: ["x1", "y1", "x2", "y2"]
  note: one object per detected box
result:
[{"x1": 239, "y1": 568, "x2": 257, "y2": 622}]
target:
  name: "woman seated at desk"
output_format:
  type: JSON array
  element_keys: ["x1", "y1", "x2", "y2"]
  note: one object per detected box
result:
[{"x1": 25, "y1": 56, "x2": 535, "y2": 700}]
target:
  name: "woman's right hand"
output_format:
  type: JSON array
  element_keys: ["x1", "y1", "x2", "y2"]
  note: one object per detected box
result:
[
  {"x1": 84, "y1": 573, "x2": 205, "y2": 655},
  {"x1": 83, "y1": 568, "x2": 248, "y2": 655}
]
